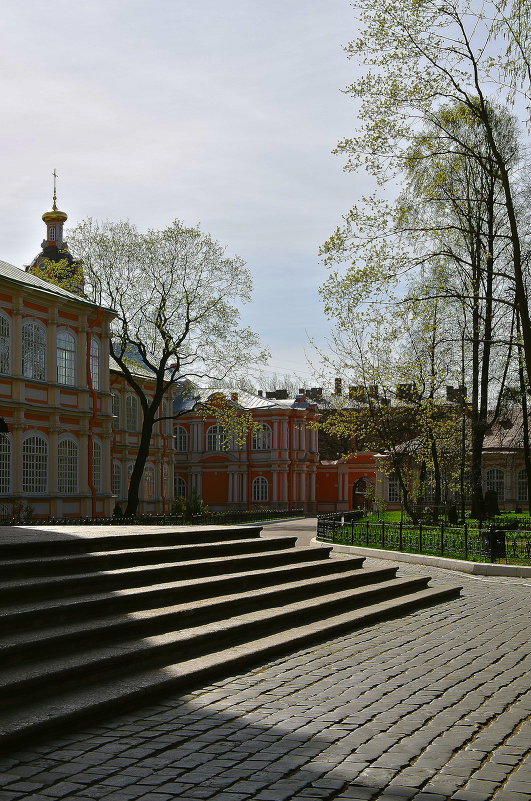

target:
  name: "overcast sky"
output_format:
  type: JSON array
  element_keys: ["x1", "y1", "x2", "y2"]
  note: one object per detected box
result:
[{"x1": 0, "y1": 0, "x2": 363, "y2": 388}]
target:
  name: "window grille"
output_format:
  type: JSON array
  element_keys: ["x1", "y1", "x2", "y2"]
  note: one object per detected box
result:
[
  {"x1": 0, "y1": 315, "x2": 9, "y2": 374},
  {"x1": 175, "y1": 425, "x2": 188, "y2": 452},
  {"x1": 206, "y1": 424, "x2": 225, "y2": 451},
  {"x1": 0, "y1": 434, "x2": 10, "y2": 495},
  {"x1": 517, "y1": 468, "x2": 528, "y2": 502},
  {"x1": 58, "y1": 438, "x2": 78, "y2": 494},
  {"x1": 22, "y1": 321, "x2": 46, "y2": 381},
  {"x1": 174, "y1": 475, "x2": 187, "y2": 498},
  {"x1": 143, "y1": 465, "x2": 155, "y2": 500},
  {"x1": 22, "y1": 435, "x2": 47, "y2": 493},
  {"x1": 56, "y1": 329, "x2": 76, "y2": 385},
  {"x1": 90, "y1": 338, "x2": 100, "y2": 390},
  {"x1": 92, "y1": 440, "x2": 102, "y2": 493},
  {"x1": 252, "y1": 476, "x2": 268, "y2": 502},
  {"x1": 387, "y1": 472, "x2": 400, "y2": 503},
  {"x1": 112, "y1": 393, "x2": 120, "y2": 428},
  {"x1": 485, "y1": 468, "x2": 505, "y2": 502},
  {"x1": 126, "y1": 395, "x2": 138, "y2": 431},
  {"x1": 112, "y1": 462, "x2": 122, "y2": 497},
  {"x1": 252, "y1": 424, "x2": 272, "y2": 450}
]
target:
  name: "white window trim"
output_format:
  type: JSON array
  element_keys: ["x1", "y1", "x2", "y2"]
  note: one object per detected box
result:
[
  {"x1": 0, "y1": 312, "x2": 10, "y2": 375},
  {"x1": 0, "y1": 432, "x2": 11, "y2": 495},
  {"x1": 56, "y1": 327, "x2": 76, "y2": 386},
  {"x1": 252, "y1": 476, "x2": 269, "y2": 503},
  {"x1": 22, "y1": 431, "x2": 48, "y2": 494},
  {"x1": 22, "y1": 318, "x2": 47, "y2": 382},
  {"x1": 57, "y1": 435, "x2": 79, "y2": 495}
]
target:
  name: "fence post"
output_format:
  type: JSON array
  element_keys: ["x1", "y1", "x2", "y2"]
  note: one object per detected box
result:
[
  {"x1": 419, "y1": 520, "x2": 423, "y2": 553},
  {"x1": 399, "y1": 518, "x2": 403, "y2": 551},
  {"x1": 366, "y1": 519, "x2": 369, "y2": 545},
  {"x1": 464, "y1": 522, "x2": 468, "y2": 559},
  {"x1": 381, "y1": 519, "x2": 385, "y2": 548},
  {"x1": 440, "y1": 520, "x2": 444, "y2": 556},
  {"x1": 351, "y1": 521, "x2": 354, "y2": 546}
]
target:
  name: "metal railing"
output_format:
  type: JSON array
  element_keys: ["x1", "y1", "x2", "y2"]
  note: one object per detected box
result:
[
  {"x1": 316, "y1": 514, "x2": 531, "y2": 563},
  {"x1": 1, "y1": 508, "x2": 305, "y2": 528}
]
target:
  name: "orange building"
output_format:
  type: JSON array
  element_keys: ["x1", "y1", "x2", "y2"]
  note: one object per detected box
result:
[
  {"x1": 0, "y1": 195, "x2": 175, "y2": 519},
  {"x1": 172, "y1": 386, "x2": 377, "y2": 514}
]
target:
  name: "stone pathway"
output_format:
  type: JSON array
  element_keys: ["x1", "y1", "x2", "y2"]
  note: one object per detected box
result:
[{"x1": 0, "y1": 555, "x2": 529, "y2": 801}]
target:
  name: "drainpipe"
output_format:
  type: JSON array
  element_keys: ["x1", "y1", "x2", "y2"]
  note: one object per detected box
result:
[
  {"x1": 247, "y1": 424, "x2": 252, "y2": 510},
  {"x1": 160, "y1": 406, "x2": 167, "y2": 513},
  {"x1": 288, "y1": 415, "x2": 293, "y2": 510},
  {"x1": 86, "y1": 309, "x2": 103, "y2": 518}
]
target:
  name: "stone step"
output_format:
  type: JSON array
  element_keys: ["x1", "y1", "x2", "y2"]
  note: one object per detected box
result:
[
  {"x1": 0, "y1": 542, "x2": 326, "y2": 604},
  {"x1": 0, "y1": 525, "x2": 264, "y2": 559},
  {"x1": 0, "y1": 575, "x2": 432, "y2": 707},
  {"x1": 0, "y1": 583, "x2": 461, "y2": 750},
  {"x1": 0, "y1": 565, "x2": 400, "y2": 664},
  {"x1": 0, "y1": 535, "x2": 297, "y2": 579},
  {"x1": 0, "y1": 554, "x2": 366, "y2": 634}
]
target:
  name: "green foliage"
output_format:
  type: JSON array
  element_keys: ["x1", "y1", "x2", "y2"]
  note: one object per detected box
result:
[
  {"x1": 30, "y1": 256, "x2": 84, "y2": 295},
  {"x1": 171, "y1": 491, "x2": 207, "y2": 520}
]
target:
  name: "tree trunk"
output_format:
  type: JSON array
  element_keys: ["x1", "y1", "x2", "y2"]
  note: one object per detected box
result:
[{"x1": 124, "y1": 410, "x2": 156, "y2": 517}]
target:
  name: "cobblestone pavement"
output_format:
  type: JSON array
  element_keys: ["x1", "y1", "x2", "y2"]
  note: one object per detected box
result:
[{"x1": 0, "y1": 558, "x2": 529, "y2": 801}]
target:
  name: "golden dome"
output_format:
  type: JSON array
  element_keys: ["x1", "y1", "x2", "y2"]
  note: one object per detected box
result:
[{"x1": 42, "y1": 198, "x2": 68, "y2": 224}]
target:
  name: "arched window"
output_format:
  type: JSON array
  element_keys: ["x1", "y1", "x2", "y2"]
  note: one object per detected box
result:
[
  {"x1": 252, "y1": 476, "x2": 269, "y2": 503},
  {"x1": 0, "y1": 433, "x2": 11, "y2": 495},
  {"x1": 90, "y1": 337, "x2": 100, "y2": 390},
  {"x1": 58, "y1": 438, "x2": 78, "y2": 494},
  {"x1": 112, "y1": 393, "x2": 120, "y2": 428},
  {"x1": 56, "y1": 329, "x2": 76, "y2": 385},
  {"x1": 485, "y1": 468, "x2": 505, "y2": 501},
  {"x1": 174, "y1": 475, "x2": 187, "y2": 498},
  {"x1": 517, "y1": 468, "x2": 528, "y2": 502},
  {"x1": 22, "y1": 433, "x2": 48, "y2": 493},
  {"x1": 22, "y1": 320, "x2": 46, "y2": 381},
  {"x1": 0, "y1": 314, "x2": 10, "y2": 375},
  {"x1": 387, "y1": 472, "x2": 400, "y2": 503},
  {"x1": 112, "y1": 461, "x2": 122, "y2": 498},
  {"x1": 252, "y1": 424, "x2": 272, "y2": 451},
  {"x1": 92, "y1": 440, "x2": 102, "y2": 493},
  {"x1": 206, "y1": 424, "x2": 225, "y2": 451},
  {"x1": 126, "y1": 395, "x2": 138, "y2": 431},
  {"x1": 175, "y1": 425, "x2": 188, "y2": 452},
  {"x1": 143, "y1": 465, "x2": 155, "y2": 499}
]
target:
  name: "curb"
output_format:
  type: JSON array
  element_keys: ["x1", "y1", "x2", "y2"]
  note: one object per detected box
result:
[{"x1": 311, "y1": 538, "x2": 531, "y2": 578}]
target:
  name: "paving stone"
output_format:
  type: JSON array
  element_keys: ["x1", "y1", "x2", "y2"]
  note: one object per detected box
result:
[{"x1": 0, "y1": 556, "x2": 530, "y2": 801}]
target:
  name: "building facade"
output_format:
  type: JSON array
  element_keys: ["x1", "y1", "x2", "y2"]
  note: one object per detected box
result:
[
  {"x1": 0, "y1": 198, "x2": 175, "y2": 519},
  {"x1": 172, "y1": 387, "x2": 377, "y2": 514}
]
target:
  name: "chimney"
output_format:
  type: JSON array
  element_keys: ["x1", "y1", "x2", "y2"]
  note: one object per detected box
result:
[
  {"x1": 334, "y1": 377, "x2": 342, "y2": 396},
  {"x1": 257, "y1": 390, "x2": 263, "y2": 397},
  {"x1": 231, "y1": 392, "x2": 238, "y2": 403}
]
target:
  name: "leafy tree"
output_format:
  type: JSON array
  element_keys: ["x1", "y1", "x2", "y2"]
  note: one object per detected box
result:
[
  {"x1": 323, "y1": 0, "x2": 531, "y2": 385},
  {"x1": 69, "y1": 219, "x2": 268, "y2": 516}
]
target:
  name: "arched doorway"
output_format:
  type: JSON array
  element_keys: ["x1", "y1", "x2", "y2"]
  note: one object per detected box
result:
[{"x1": 352, "y1": 477, "x2": 370, "y2": 509}]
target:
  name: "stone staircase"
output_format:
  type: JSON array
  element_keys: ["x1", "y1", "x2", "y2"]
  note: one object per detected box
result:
[{"x1": 0, "y1": 525, "x2": 461, "y2": 749}]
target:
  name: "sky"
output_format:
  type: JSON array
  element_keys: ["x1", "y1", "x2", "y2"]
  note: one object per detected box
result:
[{"x1": 0, "y1": 1, "x2": 363, "y2": 389}]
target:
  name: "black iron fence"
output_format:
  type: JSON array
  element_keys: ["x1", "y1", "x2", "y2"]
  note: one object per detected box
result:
[
  {"x1": 316, "y1": 513, "x2": 531, "y2": 563},
  {"x1": 3, "y1": 508, "x2": 305, "y2": 528}
]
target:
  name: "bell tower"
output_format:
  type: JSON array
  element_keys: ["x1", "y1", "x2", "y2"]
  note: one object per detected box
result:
[
  {"x1": 41, "y1": 169, "x2": 68, "y2": 248},
  {"x1": 26, "y1": 170, "x2": 84, "y2": 295}
]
